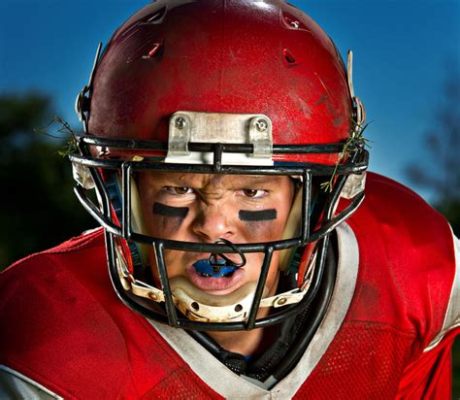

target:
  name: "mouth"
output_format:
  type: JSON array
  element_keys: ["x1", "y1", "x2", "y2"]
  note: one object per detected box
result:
[
  {"x1": 193, "y1": 258, "x2": 238, "y2": 278},
  {"x1": 186, "y1": 260, "x2": 245, "y2": 293}
]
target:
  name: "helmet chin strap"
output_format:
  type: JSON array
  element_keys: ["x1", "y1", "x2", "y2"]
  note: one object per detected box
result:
[
  {"x1": 170, "y1": 278, "x2": 262, "y2": 323},
  {"x1": 114, "y1": 241, "x2": 315, "y2": 323}
]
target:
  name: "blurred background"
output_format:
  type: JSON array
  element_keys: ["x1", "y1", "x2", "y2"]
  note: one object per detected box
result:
[{"x1": 0, "y1": 0, "x2": 458, "y2": 395}]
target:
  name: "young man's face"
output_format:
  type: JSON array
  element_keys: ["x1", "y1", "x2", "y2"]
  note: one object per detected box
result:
[{"x1": 138, "y1": 172, "x2": 295, "y2": 300}]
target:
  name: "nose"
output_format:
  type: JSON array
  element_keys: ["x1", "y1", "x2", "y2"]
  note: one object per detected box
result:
[{"x1": 192, "y1": 203, "x2": 235, "y2": 242}]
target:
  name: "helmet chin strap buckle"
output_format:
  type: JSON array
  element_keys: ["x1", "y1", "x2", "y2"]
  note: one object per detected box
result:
[{"x1": 340, "y1": 172, "x2": 367, "y2": 199}]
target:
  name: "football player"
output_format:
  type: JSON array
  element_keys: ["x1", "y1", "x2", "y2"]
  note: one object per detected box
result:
[{"x1": 1, "y1": 1, "x2": 458, "y2": 398}]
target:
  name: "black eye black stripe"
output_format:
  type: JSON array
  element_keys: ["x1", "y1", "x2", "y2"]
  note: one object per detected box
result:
[
  {"x1": 153, "y1": 202, "x2": 189, "y2": 218},
  {"x1": 239, "y1": 209, "x2": 277, "y2": 221},
  {"x1": 153, "y1": 203, "x2": 276, "y2": 221}
]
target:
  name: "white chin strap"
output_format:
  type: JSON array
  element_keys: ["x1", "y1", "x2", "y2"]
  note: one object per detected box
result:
[
  {"x1": 114, "y1": 245, "x2": 315, "y2": 323},
  {"x1": 170, "y1": 278, "x2": 262, "y2": 323}
]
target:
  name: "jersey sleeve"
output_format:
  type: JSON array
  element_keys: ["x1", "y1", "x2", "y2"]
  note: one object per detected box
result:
[
  {"x1": 396, "y1": 232, "x2": 460, "y2": 399},
  {"x1": 425, "y1": 233, "x2": 460, "y2": 351}
]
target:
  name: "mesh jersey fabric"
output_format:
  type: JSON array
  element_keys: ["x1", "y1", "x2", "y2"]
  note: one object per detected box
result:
[{"x1": 0, "y1": 172, "x2": 458, "y2": 399}]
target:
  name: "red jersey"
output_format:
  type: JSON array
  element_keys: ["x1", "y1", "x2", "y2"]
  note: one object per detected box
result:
[{"x1": 0, "y1": 173, "x2": 459, "y2": 399}]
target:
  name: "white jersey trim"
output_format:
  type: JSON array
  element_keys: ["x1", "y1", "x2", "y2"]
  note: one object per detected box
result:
[
  {"x1": 148, "y1": 223, "x2": 360, "y2": 399},
  {"x1": 0, "y1": 365, "x2": 63, "y2": 400},
  {"x1": 424, "y1": 231, "x2": 460, "y2": 352}
]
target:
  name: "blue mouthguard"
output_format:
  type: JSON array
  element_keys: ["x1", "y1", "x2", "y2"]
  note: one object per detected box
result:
[{"x1": 193, "y1": 258, "x2": 237, "y2": 278}]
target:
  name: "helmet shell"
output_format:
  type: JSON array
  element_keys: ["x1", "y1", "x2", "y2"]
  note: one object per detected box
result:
[{"x1": 88, "y1": 0, "x2": 353, "y2": 164}]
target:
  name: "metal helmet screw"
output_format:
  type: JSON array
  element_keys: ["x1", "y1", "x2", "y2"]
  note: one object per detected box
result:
[
  {"x1": 148, "y1": 292, "x2": 159, "y2": 301},
  {"x1": 175, "y1": 116, "x2": 187, "y2": 130},
  {"x1": 255, "y1": 118, "x2": 268, "y2": 132},
  {"x1": 290, "y1": 20, "x2": 300, "y2": 29},
  {"x1": 277, "y1": 297, "x2": 288, "y2": 306}
]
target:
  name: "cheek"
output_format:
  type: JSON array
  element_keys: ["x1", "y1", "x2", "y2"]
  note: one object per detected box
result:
[
  {"x1": 152, "y1": 216, "x2": 185, "y2": 238},
  {"x1": 147, "y1": 203, "x2": 189, "y2": 238},
  {"x1": 241, "y1": 220, "x2": 280, "y2": 239},
  {"x1": 238, "y1": 208, "x2": 283, "y2": 241},
  {"x1": 266, "y1": 253, "x2": 281, "y2": 295},
  {"x1": 245, "y1": 252, "x2": 280, "y2": 295},
  {"x1": 240, "y1": 217, "x2": 288, "y2": 242},
  {"x1": 148, "y1": 248, "x2": 185, "y2": 284}
]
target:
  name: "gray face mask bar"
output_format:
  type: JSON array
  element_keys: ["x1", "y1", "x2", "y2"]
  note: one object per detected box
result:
[{"x1": 69, "y1": 135, "x2": 367, "y2": 331}]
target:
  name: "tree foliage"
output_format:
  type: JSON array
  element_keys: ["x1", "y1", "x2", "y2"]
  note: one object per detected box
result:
[{"x1": 0, "y1": 93, "x2": 95, "y2": 268}]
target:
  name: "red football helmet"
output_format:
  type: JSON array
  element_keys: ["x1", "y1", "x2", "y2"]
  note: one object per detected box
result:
[{"x1": 71, "y1": 0, "x2": 367, "y2": 332}]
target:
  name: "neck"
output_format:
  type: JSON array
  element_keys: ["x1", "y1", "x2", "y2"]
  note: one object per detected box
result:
[{"x1": 207, "y1": 328, "x2": 264, "y2": 356}]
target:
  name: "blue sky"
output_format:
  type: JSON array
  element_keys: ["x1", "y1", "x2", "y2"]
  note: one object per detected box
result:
[{"x1": 1, "y1": 0, "x2": 459, "y2": 201}]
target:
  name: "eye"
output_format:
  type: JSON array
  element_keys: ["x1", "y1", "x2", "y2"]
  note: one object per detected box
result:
[
  {"x1": 241, "y1": 189, "x2": 267, "y2": 199},
  {"x1": 164, "y1": 186, "x2": 194, "y2": 195}
]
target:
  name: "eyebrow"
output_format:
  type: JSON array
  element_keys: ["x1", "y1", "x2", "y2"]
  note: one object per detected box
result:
[{"x1": 143, "y1": 173, "x2": 281, "y2": 189}]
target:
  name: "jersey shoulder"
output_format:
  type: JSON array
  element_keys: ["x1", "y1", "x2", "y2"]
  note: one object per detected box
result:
[
  {"x1": 363, "y1": 172, "x2": 447, "y2": 225},
  {"x1": 354, "y1": 172, "x2": 453, "y2": 250},
  {"x1": 2, "y1": 227, "x2": 105, "y2": 274},
  {"x1": 346, "y1": 172, "x2": 458, "y2": 347},
  {"x1": 0, "y1": 229, "x2": 214, "y2": 399}
]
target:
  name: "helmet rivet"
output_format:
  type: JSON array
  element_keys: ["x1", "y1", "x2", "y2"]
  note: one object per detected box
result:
[
  {"x1": 290, "y1": 20, "x2": 300, "y2": 29},
  {"x1": 255, "y1": 118, "x2": 268, "y2": 132},
  {"x1": 277, "y1": 297, "x2": 287, "y2": 306},
  {"x1": 175, "y1": 116, "x2": 187, "y2": 130}
]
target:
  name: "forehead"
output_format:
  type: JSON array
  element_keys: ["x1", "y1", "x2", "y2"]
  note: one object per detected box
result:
[{"x1": 138, "y1": 171, "x2": 291, "y2": 189}]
